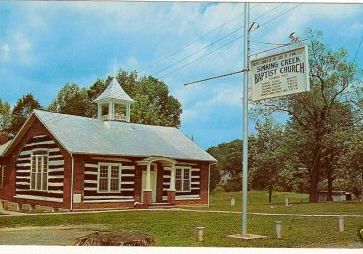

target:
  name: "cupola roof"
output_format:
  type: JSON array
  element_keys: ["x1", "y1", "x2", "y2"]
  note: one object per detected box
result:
[{"x1": 94, "y1": 77, "x2": 134, "y2": 103}]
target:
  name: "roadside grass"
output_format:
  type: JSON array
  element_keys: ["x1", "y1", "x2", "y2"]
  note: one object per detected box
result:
[
  {"x1": 0, "y1": 210, "x2": 362, "y2": 247},
  {"x1": 0, "y1": 190, "x2": 362, "y2": 246},
  {"x1": 205, "y1": 190, "x2": 363, "y2": 215}
]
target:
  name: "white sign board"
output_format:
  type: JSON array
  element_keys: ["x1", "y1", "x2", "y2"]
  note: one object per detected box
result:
[{"x1": 251, "y1": 46, "x2": 310, "y2": 101}]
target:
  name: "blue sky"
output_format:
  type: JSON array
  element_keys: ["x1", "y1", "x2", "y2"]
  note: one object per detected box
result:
[{"x1": 0, "y1": 2, "x2": 362, "y2": 149}]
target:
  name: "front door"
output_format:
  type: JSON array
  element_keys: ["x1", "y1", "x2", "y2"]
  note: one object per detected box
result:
[{"x1": 141, "y1": 164, "x2": 157, "y2": 203}]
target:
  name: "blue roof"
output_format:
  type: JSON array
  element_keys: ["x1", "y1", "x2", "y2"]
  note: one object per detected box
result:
[{"x1": 34, "y1": 110, "x2": 216, "y2": 162}]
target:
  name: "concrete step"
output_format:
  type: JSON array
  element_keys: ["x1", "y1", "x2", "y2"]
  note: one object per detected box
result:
[
  {"x1": 134, "y1": 203, "x2": 175, "y2": 209},
  {"x1": 148, "y1": 205, "x2": 175, "y2": 209}
]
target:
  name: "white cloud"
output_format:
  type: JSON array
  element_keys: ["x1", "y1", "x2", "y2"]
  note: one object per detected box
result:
[
  {"x1": 2, "y1": 2, "x2": 363, "y2": 147},
  {"x1": 1, "y1": 44, "x2": 10, "y2": 62},
  {"x1": 181, "y1": 83, "x2": 242, "y2": 122},
  {"x1": 0, "y1": 33, "x2": 34, "y2": 65},
  {"x1": 342, "y1": 22, "x2": 363, "y2": 38},
  {"x1": 254, "y1": 4, "x2": 363, "y2": 44}
]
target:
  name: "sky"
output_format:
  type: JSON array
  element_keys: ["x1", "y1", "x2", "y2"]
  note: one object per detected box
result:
[{"x1": 0, "y1": 1, "x2": 362, "y2": 149}]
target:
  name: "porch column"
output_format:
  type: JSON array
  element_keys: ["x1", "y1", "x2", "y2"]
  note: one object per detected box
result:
[
  {"x1": 97, "y1": 104, "x2": 102, "y2": 120},
  {"x1": 146, "y1": 163, "x2": 151, "y2": 190},
  {"x1": 170, "y1": 163, "x2": 176, "y2": 191},
  {"x1": 126, "y1": 104, "x2": 131, "y2": 122},
  {"x1": 108, "y1": 102, "x2": 112, "y2": 120},
  {"x1": 168, "y1": 163, "x2": 176, "y2": 204},
  {"x1": 143, "y1": 162, "x2": 152, "y2": 205}
]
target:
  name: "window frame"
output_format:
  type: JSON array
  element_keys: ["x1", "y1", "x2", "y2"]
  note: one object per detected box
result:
[
  {"x1": 97, "y1": 163, "x2": 122, "y2": 193},
  {"x1": 30, "y1": 150, "x2": 49, "y2": 192},
  {"x1": 175, "y1": 166, "x2": 191, "y2": 192}
]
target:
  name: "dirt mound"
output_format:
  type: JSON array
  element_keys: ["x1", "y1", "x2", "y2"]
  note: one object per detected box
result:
[{"x1": 74, "y1": 231, "x2": 155, "y2": 246}]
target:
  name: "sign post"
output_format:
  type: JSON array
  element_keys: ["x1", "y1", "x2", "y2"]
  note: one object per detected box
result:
[
  {"x1": 185, "y1": 3, "x2": 310, "y2": 241},
  {"x1": 251, "y1": 46, "x2": 310, "y2": 101},
  {"x1": 241, "y1": 1, "x2": 250, "y2": 237}
]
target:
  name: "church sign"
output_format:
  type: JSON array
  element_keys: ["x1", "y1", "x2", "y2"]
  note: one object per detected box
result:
[{"x1": 250, "y1": 46, "x2": 310, "y2": 101}]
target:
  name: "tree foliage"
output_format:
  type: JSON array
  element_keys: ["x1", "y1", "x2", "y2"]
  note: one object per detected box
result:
[
  {"x1": 125, "y1": 75, "x2": 182, "y2": 127},
  {"x1": 49, "y1": 70, "x2": 182, "y2": 128},
  {"x1": 208, "y1": 165, "x2": 221, "y2": 192},
  {"x1": 208, "y1": 31, "x2": 362, "y2": 202},
  {"x1": 0, "y1": 99, "x2": 12, "y2": 134},
  {"x1": 249, "y1": 118, "x2": 285, "y2": 202},
  {"x1": 9, "y1": 94, "x2": 41, "y2": 135},
  {"x1": 335, "y1": 128, "x2": 363, "y2": 198},
  {"x1": 48, "y1": 83, "x2": 91, "y2": 117},
  {"x1": 254, "y1": 30, "x2": 362, "y2": 202},
  {"x1": 207, "y1": 139, "x2": 242, "y2": 179}
]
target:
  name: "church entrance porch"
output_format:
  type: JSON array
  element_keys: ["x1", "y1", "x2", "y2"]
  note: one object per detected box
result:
[{"x1": 137, "y1": 157, "x2": 176, "y2": 206}]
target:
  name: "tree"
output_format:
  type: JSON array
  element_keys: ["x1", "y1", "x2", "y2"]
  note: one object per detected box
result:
[
  {"x1": 116, "y1": 70, "x2": 138, "y2": 97},
  {"x1": 208, "y1": 164, "x2": 221, "y2": 191},
  {"x1": 86, "y1": 79, "x2": 108, "y2": 117},
  {"x1": 0, "y1": 99, "x2": 12, "y2": 134},
  {"x1": 130, "y1": 76, "x2": 182, "y2": 127},
  {"x1": 48, "y1": 70, "x2": 182, "y2": 128},
  {"x1": 319, "y1": 103, "x2": 355, "y2": 200},
  {"x1": 256, "y1": 30, "x2": 362, "y2": 202},
  {"x1": 249, "y1": 118, "x2": 285, "y2": 203},
  {"x1": 48, "y1": 83, "x2": 91, "y2": 117},
  {"x1": 207, "y1": 139, "x2": 242, "y2": 179},
  {"x1": 9, "y1": 94, "x2": 41, "y2": 135},
  {"x1": 207, "y1": 137, "x2": 259, "y2": 192},
  {"x1": 335, "y1": 128, "x2": 363, "y2": 198}
]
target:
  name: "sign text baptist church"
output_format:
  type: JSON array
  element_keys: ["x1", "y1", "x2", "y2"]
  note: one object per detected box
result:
[{"x1": 251, "y1": 46, "x2": 310, "y2": 101}]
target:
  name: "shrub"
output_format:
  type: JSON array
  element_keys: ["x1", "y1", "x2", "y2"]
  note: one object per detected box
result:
[{"x1": 223, "y1": 177, "x2": 242, "y2": 192}]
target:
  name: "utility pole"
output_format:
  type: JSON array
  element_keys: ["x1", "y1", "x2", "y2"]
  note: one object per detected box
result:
[
  {"x1": 242, "y1": 2, "x2": 250, "y2": 237},
  {"x1": 183, "y1": 2, "x2": 304, "y2": 240}
]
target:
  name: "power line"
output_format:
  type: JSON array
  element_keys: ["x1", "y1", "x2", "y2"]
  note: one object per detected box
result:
[
  {"x1": 139, "y1": 23, "x2": 228, "y2": 74},
  {"x1": 154, "y1": 4, "x2": 287, "y2": 77},
  {"x1": 353, "y1": 34, "x2": 363, "y2": 62},
  {"x1": 251, "y1": 3, "x2": 285, "y2": 22},
  {"x1": 139, "y1": 5, "x2": 261, "y2": 74},
  {"x1": 249, "y1": 43, "x2": 290, "y2": 57},
  {"x1": 159, "y1": 33, "x2": 244, "y2": 78},
  {"x1": 153, "y1": 25, "x2": 245, "y2": 76},
  {"x1": 248, "y1": 4, "x2": 303, "y2": 57},
  {"x1": 259, "y1": 4, "x2": 302, "y2": 28},
  {"x1": 249, "y1": 37, "x2": 310, "y2": 57},
  {"x1": 140, "y1": 3, "x2": 262, "y2": 72}
]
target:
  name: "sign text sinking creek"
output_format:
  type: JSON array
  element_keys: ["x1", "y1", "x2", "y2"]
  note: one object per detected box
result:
[{"x1": 251, "y1": 46, "x2": 310, "y2": 101}]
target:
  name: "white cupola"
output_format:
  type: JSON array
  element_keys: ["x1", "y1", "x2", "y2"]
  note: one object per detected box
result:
[{"x1": 94, "y1": 77, "x2": 134, "y2": 122}]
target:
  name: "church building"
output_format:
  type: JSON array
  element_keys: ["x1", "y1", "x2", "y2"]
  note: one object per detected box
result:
[{"x1": 0, "y1": 77, "x2": 216, "y2": 211}]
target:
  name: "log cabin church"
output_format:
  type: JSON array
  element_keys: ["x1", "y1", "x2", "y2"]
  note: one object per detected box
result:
[{"x1": 0, "y1": 77, "x2": 216, "y2": 211}]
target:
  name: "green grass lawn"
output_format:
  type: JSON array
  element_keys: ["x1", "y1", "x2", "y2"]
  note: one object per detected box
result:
[
  {"x1": 206, "y1": 190, "x2": 363, "y2": 215},
  {"x1": 0, "y1": 190, "x2": 362, "y2": 247},
  {"x1": 0, "y1": 210, "x2": 362, "y2": 247}
]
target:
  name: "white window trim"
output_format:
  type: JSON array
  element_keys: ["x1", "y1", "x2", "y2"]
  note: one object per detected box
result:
[
  {"x1": 30, "y1": 150, "x2": 49, "y2": 192},
  {"x1": 175, "y1": 166, "x2": 191, "y2": 192},
  {"x1": 97, "y1": 163, "x2": 122, "y2": 193}
]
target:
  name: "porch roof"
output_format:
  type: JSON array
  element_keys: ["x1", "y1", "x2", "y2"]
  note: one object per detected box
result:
[
  {"x1": 32, "y1": 110, "x2": 216, "y2": 162},
  {"x1": 136, "y1": 157, "x2": 177, "y2": 165}
]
